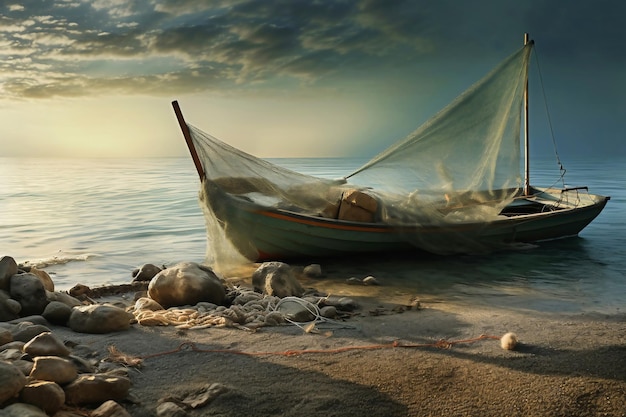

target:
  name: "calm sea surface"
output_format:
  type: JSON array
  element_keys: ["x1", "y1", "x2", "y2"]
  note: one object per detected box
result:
[{"x1": 1, "y1": 156, "x2": 624, "y2": 314}]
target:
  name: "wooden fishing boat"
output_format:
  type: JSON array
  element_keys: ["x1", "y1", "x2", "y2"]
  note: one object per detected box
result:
[{"x1": 172, "y1": 34, "x2": 609, "y2": 262}]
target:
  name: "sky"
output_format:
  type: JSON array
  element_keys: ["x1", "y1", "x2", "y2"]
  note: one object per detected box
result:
[{"x1": 0, "y1": 0, "x2": 624, "y2": 160}]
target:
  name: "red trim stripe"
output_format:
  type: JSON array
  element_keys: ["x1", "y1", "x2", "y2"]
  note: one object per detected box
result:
[{"x1": 255, "y1": 210, "x2": 394, "y2": 233}]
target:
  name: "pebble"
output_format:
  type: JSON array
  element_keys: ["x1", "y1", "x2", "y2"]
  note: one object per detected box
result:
[
  {"x1": 23, "y1": 332, "x2": 71, "y2": 357},
  {"x1": 302, "y1": 263, "x2": 323, "y2": 277},
  {"x1": 362, "y1": 276, "x2": 381, "y2": 286}
]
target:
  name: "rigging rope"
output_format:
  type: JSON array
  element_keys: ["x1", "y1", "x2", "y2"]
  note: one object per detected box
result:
[{"x1": 532, "y1": 46, "x2": 567, "y2": 188}]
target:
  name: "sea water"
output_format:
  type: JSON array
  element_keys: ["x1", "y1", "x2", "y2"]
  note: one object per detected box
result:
[{"x1": 1, "y1": 156, "x2": 624, "y2": 314}]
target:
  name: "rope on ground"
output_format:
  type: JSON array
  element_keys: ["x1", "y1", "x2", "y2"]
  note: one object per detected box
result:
[
  {"x1": 108, "y1": 334, "x2": 504, "y2": 366},
  {"x1": 271, "y1": 296, "x2": 358, "y2": 332}
]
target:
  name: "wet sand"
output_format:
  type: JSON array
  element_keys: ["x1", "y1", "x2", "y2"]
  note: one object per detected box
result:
[{"x1": 50, "y1": 278, "x2": 626, "y2": 417}]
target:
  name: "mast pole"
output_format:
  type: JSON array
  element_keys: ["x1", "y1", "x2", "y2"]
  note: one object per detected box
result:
[
  {"x1": 172, "y1": 100, "x2": 205, "y2": 181},
  {"x1": 523, "y1": 33, "x2": 530, "y2": 196}
]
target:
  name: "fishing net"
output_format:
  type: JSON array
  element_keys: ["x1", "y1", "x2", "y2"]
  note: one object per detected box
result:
[{"x1": 186, "y1": 43, "x2": 533, "y2": 268}]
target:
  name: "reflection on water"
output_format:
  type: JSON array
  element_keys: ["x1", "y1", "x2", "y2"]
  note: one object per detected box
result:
[{"x1": 298, "y1": 237, "x2": 625, "y2": 315}]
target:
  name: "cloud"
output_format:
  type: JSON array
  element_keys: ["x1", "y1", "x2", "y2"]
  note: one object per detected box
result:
[
  {"x1": 0, "y1": 0, "x2": 441, "y2": 100},
  {"x1": 0, "y1": 0, "x2": 624, "y2": 101}
]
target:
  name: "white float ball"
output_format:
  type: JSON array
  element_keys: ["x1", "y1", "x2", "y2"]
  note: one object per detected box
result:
[{"x1": 500, "y1": 332, "x2": 518, "y2": 350}]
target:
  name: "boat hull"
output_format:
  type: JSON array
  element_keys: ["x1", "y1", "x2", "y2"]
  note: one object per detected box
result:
[{"x1": 208, "y1": 186, "x2": 610, "y2": 261}]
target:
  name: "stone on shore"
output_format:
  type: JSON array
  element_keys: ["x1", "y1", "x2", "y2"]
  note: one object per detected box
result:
[
  {"x1": 11, "y1": 358, "x2": 34, "y2": 375},
  {"x1": 134, "y1": 297, "x2": 164, "y2": 312},
  {"x1": 0, "y1": 256, "x2": 18, "y2": 291},
  {"x1": 303, "y1": 263, "x2": 322, "y2": 277},
  {"x1": 11, "y1": 315, "x2": 49, "y2": 326},
  {"x1": 12, "y1": 323, "x2": 53, "y2": 343},
  {"x1": 30, "y1": 355, "x2": 78, "y2": 384},
  {"x1": 0, "y1": 361, "x2": 27, "y2": 404},
  {"x1": 156, "y1": 401, "x2": 189, "y2": 417},
  {"x1": 0, "y1": 327, "x2": 12, "y2": 345},
  {"x1": 132, "y1": 263, "x2": 163, "y2": 282},
  {"x1": 276, "y1": 299, "x2": 316, "y2": 322},
  {"x1": 23, "y1": 331, "x2": 71, "y2": 357},
  {"x1": 252, "y1": 262, "x2": 304, "y2": 298},
  {"x1": 68, "y1": 304, "x2": 134, "y2": 334},
  {"x1": 0, "y1": 290, "x2": 21, "y2": 322},
  {"x1": 46, "y1": 290, "x2": 83, "y2": 307},
  {"x1": 320, "y1": 305, "x2": 338, "y2": 319},
  {"x1": 148, "y1": 262, "x2": 226, "y2": 308},
  {"x1": 63, "y1": 373, "x2": 131, "y2": 405},
  {"x1": 20, "y1": 380, "x2": 66, "y2": 415},
  {"x1": 91, "y1": 400, "x2": 133, "y2": 417},
  {"x1": 42, "y1": 300, "x2": 74, "y2": 325},
  {"x1": 20, "y1": 266, "x2": 55, "y2": 292},
  {"x1": 1, "y1": 402, "x2": 49, "y2": 416},
  {"x1": 9, "y1": 273, "x2": 49, "y2": 316}
]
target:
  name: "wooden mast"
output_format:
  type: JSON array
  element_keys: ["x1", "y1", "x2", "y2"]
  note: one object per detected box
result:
[
  {"x1": 172, "y1": 100, "x2": 205, "y2": 181},
  {"x1": 523, "y1": 33, "x2": 531, "y2": 196}
]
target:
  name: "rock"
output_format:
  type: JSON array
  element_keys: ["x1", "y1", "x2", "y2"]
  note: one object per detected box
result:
[
  {"x1": 68, "y1": 304, "x2": 133, "y2": 334},
  {"x1": 64, "y1": 373, "x2": 131, "y2": 405},
  {"x1": 303, "y1": 264, "x2": 322, "y2": 277},
  {"x1": 0, "y1": 290, "x2": 21, "y2": 322},
  {"x1": 321, "y1": 296, "x2": 359, "y2": 312},
  {"x1": 9, "y1": 273, "x2": 49, "y2": 316},
  {"x1": 0, "y1": 256, "x2": 18, "y2": 291},
  {"x1": 9, "y1": 315, "x2": 50, "y2": 326},
  {"x1": 276, "y1": 299, "x2": 316, "y2": 322},
  {"x1": 363, "y1": 276, "x2": 381, "y2": 286},
  {"x1": 46, "y1": 290, "x2": 82, "y2": 307},
  {"x1": 1, "y1": 341, "x2": 25, "y2": 352},
  {"x1": 346, "y1": 277, "x2": 362, "y2": 285},
  {"x1": 51, "y1": 411, "x2": 88, "y2": 417},
  {"x1": 12, "y1": 323, "x2": 52, "y2": 343},
  {"x1": 320, "y1": 305, "x2": 338, "y2": 319},
  {"x1": 68, "y1": 283, "x2": 91, "y2": 297},
  {"x1": 156, "y1": 402, "x2": 189, "y2": 417},
  {"x1": 1, "y1": 402, "x2": 49, "y2": 416},
  {"x1": 181, "y1": 382, "x2": 230, "y2": 408},
  {"x1": 0, "y1": 327, "x2": 12, "y2": 345},
  {"x1": 148, "y1": 262, "x2": 226, "y2": 308},
  {"x1": 24, "y1": 267, "x2": 54, "y2": 292},
  {"x1": 42, "y1": 301, "x2": 73, "y2": 325},
  {"x1": 29, "y1": 356, "x2": 78, "y2": 384},
  {"x1": 11, "y1": 359, "x2": 33, "y2": 376},
  {"x1": 23, "y1": 331, "x2": 71, "y2": 357},
  {"x1": 134, "y1": 297, "x2": 164, "y2": 312},
  {"x1": 91, "y1": 400, "x2": 133, "y2": 417},
  {"x1": 20, "y1": 380, "x2": 65, "y2": 415},
  {"x1": 0, "y1": 348, "x2": 24, "y2": 361},
  {"x1": 337, "y1": 297, "x2": 359, "y2": 311},
  {"x1": 252, "y1": 262, "x2": 304, "y2": 298},
  {"x1": 0, "y1": 361, "x2": 27, "y2": 404},
  {"x1": 132, "y1": 263, "x2": 163, "y2": 282}
]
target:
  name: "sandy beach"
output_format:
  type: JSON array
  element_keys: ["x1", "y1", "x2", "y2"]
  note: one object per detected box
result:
[{"x1": 48, "y1": 274, "x2": 626, "y2": 417}]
